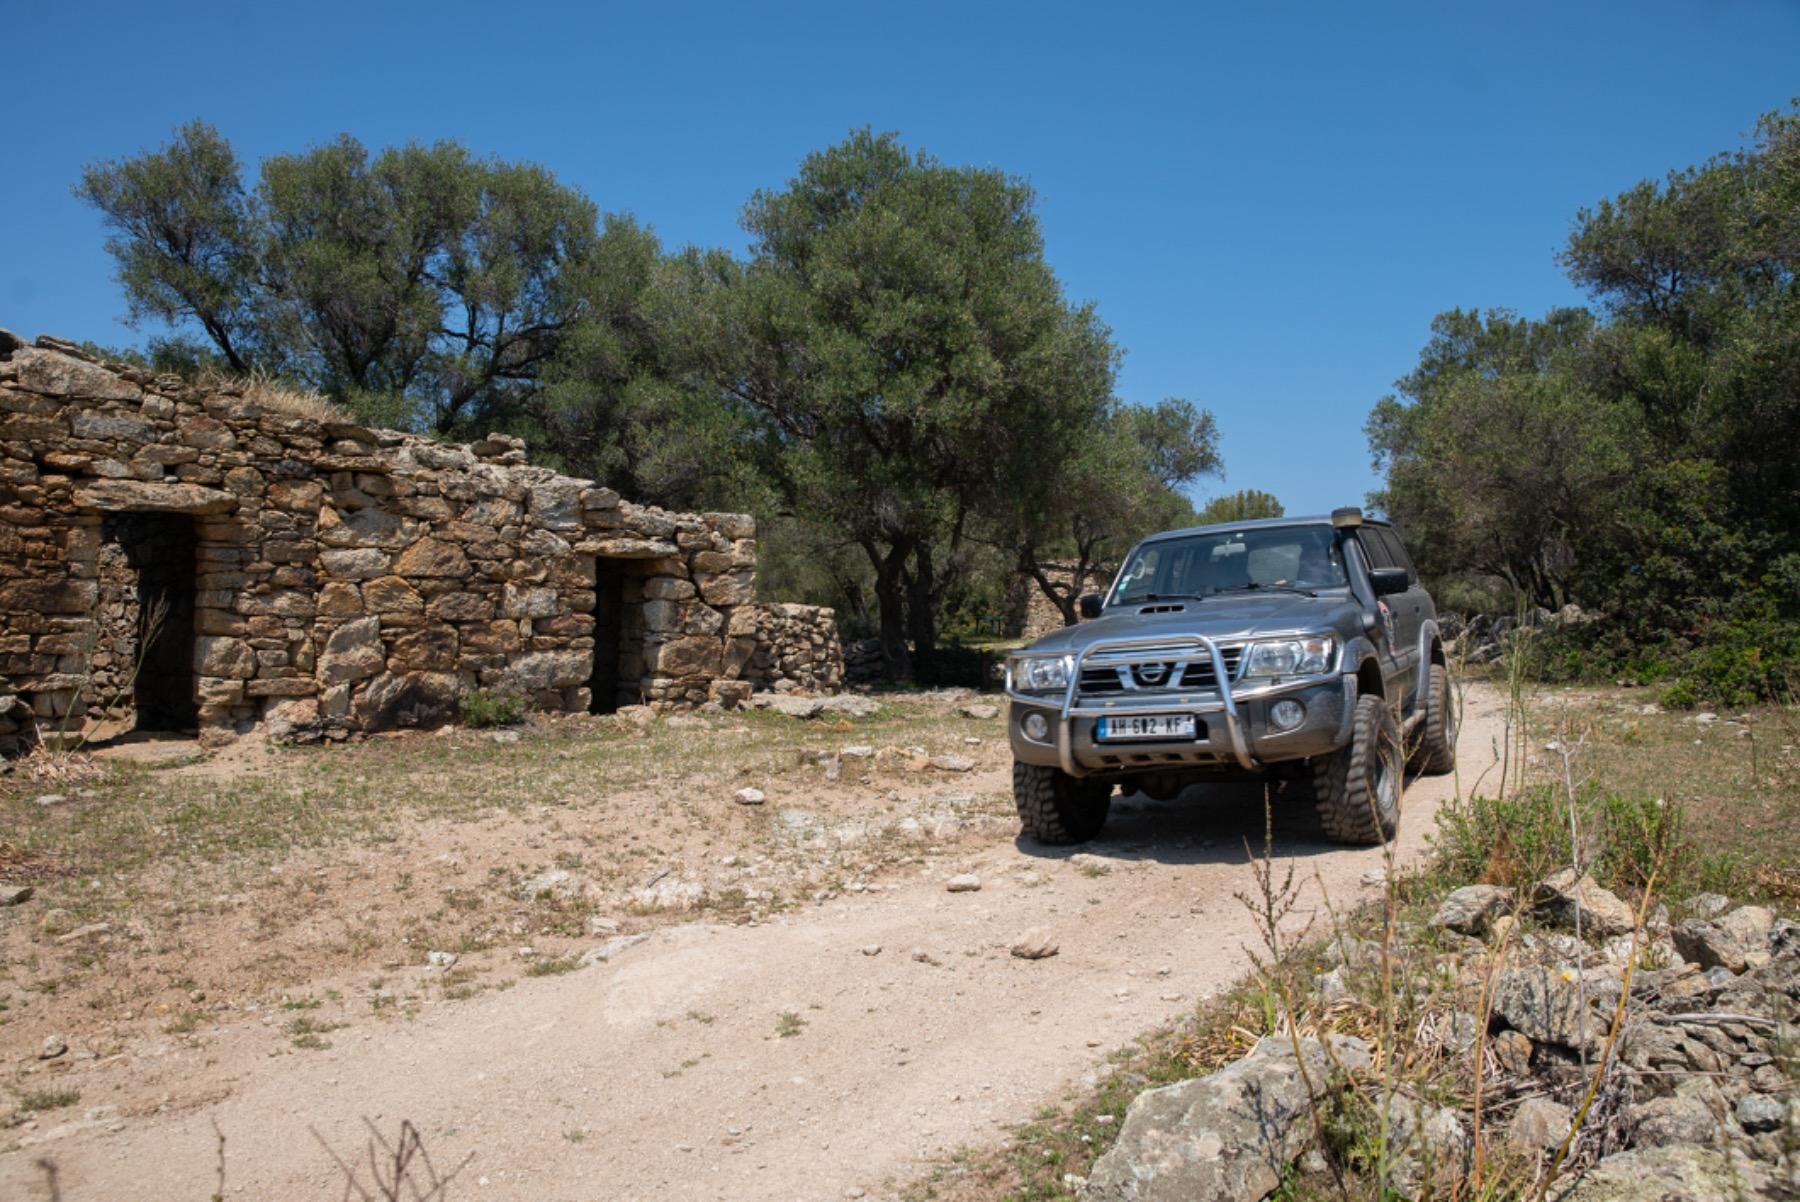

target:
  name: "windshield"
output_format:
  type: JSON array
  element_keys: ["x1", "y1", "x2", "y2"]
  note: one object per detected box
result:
[{"x1": 1110, "y1": 525, "x2": 1348, "y2": 605}]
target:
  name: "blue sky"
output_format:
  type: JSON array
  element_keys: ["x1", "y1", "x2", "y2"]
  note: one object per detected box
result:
[{"x1": 4, "y1": 0, "x2": 1796, "y2": 515}]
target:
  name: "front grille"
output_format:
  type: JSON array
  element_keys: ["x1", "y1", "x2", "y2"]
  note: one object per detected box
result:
[{"x1": 1077, "y1": 647, "x2": 1242, "y2": 696}]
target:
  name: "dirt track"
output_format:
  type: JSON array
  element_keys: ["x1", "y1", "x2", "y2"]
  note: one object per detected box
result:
[{"x1": 3, "y1": 684, "x2": 1505, "y2": 1202}]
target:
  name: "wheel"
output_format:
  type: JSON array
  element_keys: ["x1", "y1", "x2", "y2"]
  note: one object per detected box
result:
[
  {"x1": 1012, "y1": 761, "x2": 1113, "y2": 844},
  {"x1": 1302, "y1": 693, "x2": 1403, "y2": 845},
  {"x1": 1410, "y1": 662, "x2": 1458, "y2": 775}
]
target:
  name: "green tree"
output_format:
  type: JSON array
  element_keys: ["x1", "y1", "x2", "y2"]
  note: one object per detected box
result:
[
  {"x1": 718, "y1": 129, "x2": 1119, "y2": 677},
  {"x1": 1196, "y1": 488, "x2": 1283, "y2": 524},
  {"x1": 80, "y1": 123, "x2": 606, "y2": 437},
  {"x1": 998, "y1": 398, "x2": 1218, "y2": 628}
]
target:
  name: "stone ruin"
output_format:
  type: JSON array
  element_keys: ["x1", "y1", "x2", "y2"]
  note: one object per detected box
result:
[{"x1": 0, "y1": 330, "x2": 844, "y2": 752}]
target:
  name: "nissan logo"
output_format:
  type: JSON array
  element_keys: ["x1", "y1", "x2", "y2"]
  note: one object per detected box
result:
[{"x1": 1135, "y1": 663, "x2": 1168, "y2": 684}]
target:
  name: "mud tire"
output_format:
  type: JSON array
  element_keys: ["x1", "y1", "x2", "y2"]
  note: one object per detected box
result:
[
  {"x1": 1304, "y1": 693, "x2": 1403, "y2": 845},
  {"x1": 1012, "y1": 761, "x2": 1113, "y2": 845},
  {"x1": 1410, "y1": 662, "x2": 1458, "y2": 775}
]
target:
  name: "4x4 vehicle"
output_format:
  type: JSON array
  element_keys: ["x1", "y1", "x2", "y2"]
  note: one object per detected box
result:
[{"x1": 1005, "y1": 509, "x2": 1455, "y2": 845}]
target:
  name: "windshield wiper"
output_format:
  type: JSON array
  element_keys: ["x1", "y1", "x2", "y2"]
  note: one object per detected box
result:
[
  {"x1": 1133, "y1": 592, "x2": 1209, "y2": 603},
  {"x1": 1210, "y1": 583, "x2": 1318, "y2": 598}
]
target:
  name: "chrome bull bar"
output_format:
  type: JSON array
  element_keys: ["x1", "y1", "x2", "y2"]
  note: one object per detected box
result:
[{"x1": 1007, "y1": 635, "x2": 1254, "y2": 775}]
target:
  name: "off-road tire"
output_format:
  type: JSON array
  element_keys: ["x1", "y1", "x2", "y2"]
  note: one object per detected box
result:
[
  {"x1": 1410, "y1": 662, "x2": 1457, "y2": 775},
  {"x1": 1012, "y1": 762, "x2": 1113, "y2": 845},
  {"x1": 1304, "y1": 693, "x2": 1403, "y2": 845}
]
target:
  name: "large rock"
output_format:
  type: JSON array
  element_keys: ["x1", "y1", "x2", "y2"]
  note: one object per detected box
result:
[
  {"x1": 1490, "y1": 966, "x2": 1604, "y2": 1053},
  {"x1": 1551, "y1": 1145, "x2": 1770, "y2": 1201},
  {"x1": 1507, "y1": 1096, "x2": 1571, "y2": 1151},
  {"x1": 1430, "y1": 885, "x2": 1515, "y2": 936},
  {"x1": 1671, "y1": 905, "x2": 1774, "y2": 973},
  {"x1": 391, "y1": 537, "x2": 470, "y2": 578},
  {"x1": 71, "y1": 480, "x2": 236, "y2": 515},
  {"x1": 1382, "y1": 1094, "x2": 1470, "y2": 1201},
  {"x1": 1532, "y1": 869, "x2": 1637, "y2": 937},
  {"x1": 1082, "y1": 1035, "x2": 1369, "y2": 1201},
  {"x1": 1626, "y1": 1094, "x2": 1718, "y2": 1148},
  {"x1": 13, "y1": 347, "x2": 142, "y2": 400},
  {"x1": 318, "y1": 617, "x2": 386, "y2": 685}
]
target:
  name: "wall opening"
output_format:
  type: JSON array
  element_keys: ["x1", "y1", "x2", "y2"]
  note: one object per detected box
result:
[
  {"x1": 95, "y1": 512, "x2": 198, "y2": 732},
  {"x1": 589, "y1": 558, "x2": 647, "y2": 714}
]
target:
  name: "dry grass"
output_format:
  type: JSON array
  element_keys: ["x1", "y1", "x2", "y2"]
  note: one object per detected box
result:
[{"x1": 198, "y1": 367, "x2": 350, "y2": 424}]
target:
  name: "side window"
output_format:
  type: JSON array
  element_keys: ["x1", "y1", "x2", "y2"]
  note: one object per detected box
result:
[
  {"x1": 1356, "y1": 531, "x2": 1395, "y2": 572},
  {"x1": 1381, "y1": 528, "x2": 1420, "y2": 583}
]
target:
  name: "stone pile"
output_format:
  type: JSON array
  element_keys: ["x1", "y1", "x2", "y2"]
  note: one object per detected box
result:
[
  {"x1": 0, "y1": 331, "x2": 847, "y2": 749},
  {"x1": 1083, "y1": 873, "x2": 1798, "y2": 1202},
  {"x1": 734, "y1": 601, "x2": 845, "y2": 692}
]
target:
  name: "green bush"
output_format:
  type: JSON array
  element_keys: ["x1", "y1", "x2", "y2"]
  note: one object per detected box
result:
[{"x1": 458, "y1": 689, "x2": 525, "y2": 728}]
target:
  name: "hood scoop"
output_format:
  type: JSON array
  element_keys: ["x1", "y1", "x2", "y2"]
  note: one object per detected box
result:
[{"x1": 1137, "y1": 603, "x2": 1187, "y2": 615}]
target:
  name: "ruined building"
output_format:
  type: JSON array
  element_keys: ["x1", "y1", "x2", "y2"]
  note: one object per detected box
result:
[{"x1": 0, "y1": 331, "x2": 842, "y2": 752}]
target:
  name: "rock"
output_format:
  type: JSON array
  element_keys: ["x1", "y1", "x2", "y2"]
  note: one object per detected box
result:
[
  {"x1": 579, "y1": 934, "x2": 649, "y2": 966},
  {"x1": 425, "y1": 950, "x2": 458, "y2": 970},
  {"x1": 1010, "y1": 929, "x2": 1060, "y2": 960},
  {"x1": 1430, "y1": 884, "x2": 1516, "y2": 936},
  {"x1": 1491, "y1": 966, "x2": 1603, "y2": 1053},
  {"x1": 1627, "y1": 1094, "x2": 1718, "y2": 1147},
  {"x1": 55, "y1": 921, "x2": 111, "y2": 944},
  {"x1": 1314, "y1": 967, "x2": 1355, "y2": 1003},
  {"x1": 959, "y1": 703, "x2": 999, "y2": 720},
  {"x1": 0, "y1": 884, "x2": 32, "y2": 906},
  {"x1": 860, "y1": 945, "x2": 882, "y2": 957},
  {"x1": 34, "y1": 793, "x2": 68, "y2": 807},
  {"x1": 1532, "y1": 869, "x2": 1637, "y2": 937},
  {"x1": 1383, "y1": 1094, "x2": 1470, "y2": 1200},
  {"x1": 518, "y1": 869, "x2": 578, "y2": 900},
  {"x1": 841, "y1": 745, "x2": 874, "y2": 759},
  {"x1": 1734, "y1": 1093, "x2": 1786, "y2": 1134},
  {"x1": 1507, "y1": 1096, "x2": 1571, "y2": 1151},
  {"x1": 765, "y1": 695, "x2": 825, "y2": 719},
  {"x1": 1671, "y1": 905, "x2": 1774, "y2": 973},
  {"x1": 37, "y1": 908, "x2": 76, "y2": 937},
  {"x1": 944, "y1": 874, "x2": 983, "y2": 894},
  {"x1": 632, "y1": 876, "x2": 703, "y2": 910},
  {"x1": 1684, "y1": 892, "x2": 1732, "y2": 921},
  {"x1": 818, "y1": 694, "x2": 881, "y2": 719},
  {"x1": 1552, "y1": 1145, "x2": 1770, "y2": 1201},
  {"x1": 318, "y1": 617, "x2": 385, "y2": 685},
  {"x1": 1491, "y1": 1029, "x2": 1534, "y2": 1077},
  {"x1": 40, "y1": 1033, "x2": 68, "y2": 1058},
  {"x1": 733, "y1": 787, "x2": 767, "y2": 806},
  {"x1": 928, "y1": 755, "x2": 976, "y2": 773},
  {"x1": 1081, "y1": 1035, "x2": 1369, "y2": 1202}
]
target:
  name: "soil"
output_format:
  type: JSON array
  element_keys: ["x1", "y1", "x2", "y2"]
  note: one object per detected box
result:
[{"x1": 0, "y1": 684, "x2": 1505, "y2": 1201}]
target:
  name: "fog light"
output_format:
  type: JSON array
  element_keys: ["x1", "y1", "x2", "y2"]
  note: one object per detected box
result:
[
  {"x1": 1022, "y1": 712, "x2": 1050, "y2": 741},
  {"x1": 1270, "y1": 699, "x2": 1306, "y2": 731}
]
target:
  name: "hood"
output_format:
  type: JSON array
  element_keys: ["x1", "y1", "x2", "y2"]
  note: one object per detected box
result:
[{"x1": 1021, "y1": 592, "x2": 1362, "y2": 654}]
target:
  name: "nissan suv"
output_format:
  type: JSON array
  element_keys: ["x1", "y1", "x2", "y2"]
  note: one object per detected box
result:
[{"x1": 1005, "y1": 509, "x2": 1456, "y2": 845}]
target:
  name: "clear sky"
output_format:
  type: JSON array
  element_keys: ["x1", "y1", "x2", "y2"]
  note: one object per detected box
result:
[{"x1": 3, "y1": 0, "x2": 1796, "y2": 515}]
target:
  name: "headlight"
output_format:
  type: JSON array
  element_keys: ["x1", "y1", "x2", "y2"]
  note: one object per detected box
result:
[
  {"x1": 1011, "y1": 655, "x2": 1073, "y2": 692},
  {"x1": 1243, "y1": 636, "x2": 1335, "y2": 678}
]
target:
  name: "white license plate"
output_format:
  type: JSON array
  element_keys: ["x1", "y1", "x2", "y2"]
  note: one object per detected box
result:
[{"x1": 1096, "y1": 714, "x2": 1196, "y2": 741}]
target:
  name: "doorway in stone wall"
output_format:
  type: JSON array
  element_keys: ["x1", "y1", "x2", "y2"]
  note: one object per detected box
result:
[
  {"x1": 588, "y1": 558, "x2": 642, "y2": 714},
  {"x1": 96, "y1": 512, "x2": 198, "y2": 732}
]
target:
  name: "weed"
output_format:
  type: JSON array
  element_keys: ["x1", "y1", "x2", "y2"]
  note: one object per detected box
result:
[
  {"x1": 775, "y1": 1011, "x2": 807, "y2": 1038},
  {"x1": 525, "y1": 955, "x2": 581, "y2": 978},
  {"x1": 458, "y1": 689, "x2": 525, "y2": 728},
  {"x1": 18, "y1": 1087, "x2": 81, "y2": 1113}
]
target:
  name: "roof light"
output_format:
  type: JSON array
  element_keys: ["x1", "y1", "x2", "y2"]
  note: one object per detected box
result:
[{"x1": 1331, "y1": 507, "x2": 1364, "y2": 529}]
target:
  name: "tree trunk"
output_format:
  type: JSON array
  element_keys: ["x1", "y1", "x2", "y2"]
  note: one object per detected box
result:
[
  {"x1": 905, "y1": 544, "x2": 939, "y2": 683},
  {"x1": 862, "y1": 538, "x2": 912, "y2": 681}
]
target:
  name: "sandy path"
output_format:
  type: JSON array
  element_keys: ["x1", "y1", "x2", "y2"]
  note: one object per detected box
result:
[{"x1": 5, "y1": 685, "x2": 1504, "y2": 1202}]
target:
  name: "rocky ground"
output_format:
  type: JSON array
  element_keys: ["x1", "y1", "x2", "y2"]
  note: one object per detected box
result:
[{"x1": 0, "y1": 685, "x2": 1505, "y2": 1200}]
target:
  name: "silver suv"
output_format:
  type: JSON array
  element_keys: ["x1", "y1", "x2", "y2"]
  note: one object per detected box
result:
[{"x1": 1005, "y1": 509, "x2": 1456, "y2": 845}]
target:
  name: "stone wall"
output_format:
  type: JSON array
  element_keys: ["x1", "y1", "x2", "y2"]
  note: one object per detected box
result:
[
  {"x1": 736, "y1": 602, "x2": 844, "y2": 693},
  {"x1": 1008, "y1": 561, "x2": 1114, "y2": 641},
  {"x1": 0, "y1": 330, "x2": 796, "y2": 750}
]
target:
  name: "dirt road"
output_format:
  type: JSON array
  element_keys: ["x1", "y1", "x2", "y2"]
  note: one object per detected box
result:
[{"x1": 5, "y1": 685, "x2": 1504, "y2": 1201}]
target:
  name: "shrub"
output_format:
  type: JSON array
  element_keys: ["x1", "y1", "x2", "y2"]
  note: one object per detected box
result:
[{"x1": 458, "y1": 689, "x2": 524, "y2": 728}]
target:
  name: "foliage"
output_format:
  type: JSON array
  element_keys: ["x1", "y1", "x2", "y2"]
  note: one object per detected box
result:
[
  {"x1": 457, "y1": 689, "x2": 524, "y2": 728},
  {"x1": 1196, "y1": 488, "x2": 1283, "y2": 524},
  {"x1": 713, "y1": 129, "x2": 1125, "y2": 677},
  {"x1": 1371, "y1": 106, "x2": 1800, "y2": 698}
]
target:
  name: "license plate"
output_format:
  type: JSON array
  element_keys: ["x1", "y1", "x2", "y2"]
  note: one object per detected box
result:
[{"x1": 1096, "y1": 714, "x2": 1196, "y2": 741}]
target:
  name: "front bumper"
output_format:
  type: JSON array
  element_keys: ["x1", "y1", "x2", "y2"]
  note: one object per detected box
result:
[{"x1": 1006, "y1": 635, "x2": 1354, "y2": 777}]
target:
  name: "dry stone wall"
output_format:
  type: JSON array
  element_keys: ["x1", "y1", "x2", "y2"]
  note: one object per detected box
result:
[
  {"x1": 734, "y1": 602, "x2": 845, "y2": 693},
  {"x1": 0, "y1": 330, "x2": 833, "y2": 750}
]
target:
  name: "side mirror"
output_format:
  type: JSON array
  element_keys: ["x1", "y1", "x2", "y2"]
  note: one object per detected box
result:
[
  {"x1": 1369, "y1": 567, "x2": 1409, "y2": 597},
  {"x1": 1078, "y1": 593, "x2": 1104, "y2": 620}
]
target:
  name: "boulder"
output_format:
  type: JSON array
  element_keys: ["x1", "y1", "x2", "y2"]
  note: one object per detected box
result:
[
  {"x1": 318, "y1": 617, "x2": 385, "y2": 685},
  {"x1": 1626, "y1": 1094, "x2": 1718, "y2": 1148},
  {"x1": 1671, "y1": 905, "x2": 1774, "y2": 973},
  {"x1": 1082, "y1": 1035, "x2": 1370, "y2": 1202},
  {"x1": 1532, "y1": 869, "x2": 1637, "y2": 937},
  {"x1": 1429, "y1": 885, "x2": 1516, "y2": 936},
  {"x1": 1551, "y1": 1145, "x2": 1770, "y2": 1201},
  {"x1": 1507, "y1": 1096, "x2": 1572, "y2": 1151},
  {"x1": 1490, "y1": 966, "x2": 1603, "y2": 1053},
  {"x1": 1383, "y1": 1094, "x2": 1470, "y2": 1201}
]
